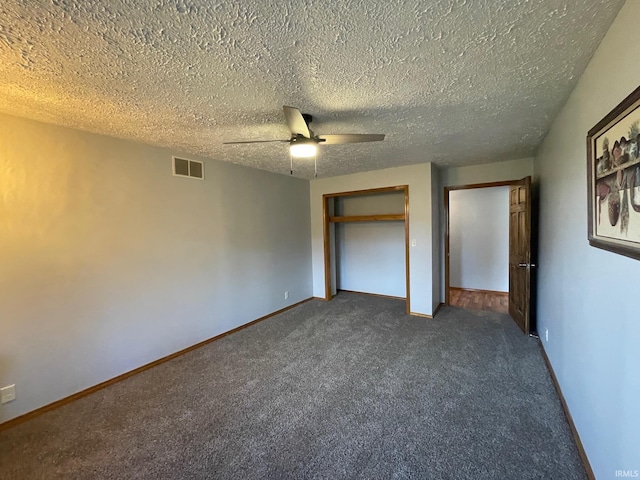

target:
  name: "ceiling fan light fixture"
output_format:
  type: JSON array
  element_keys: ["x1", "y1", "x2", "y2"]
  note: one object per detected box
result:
[{"x1": 290, "y1": 139, "x2": 317, "y2": 158}]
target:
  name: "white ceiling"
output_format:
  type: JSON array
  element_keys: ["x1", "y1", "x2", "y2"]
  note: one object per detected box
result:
[{"x1": 0, "y1": 0, "x2": 625, "y2": 179}]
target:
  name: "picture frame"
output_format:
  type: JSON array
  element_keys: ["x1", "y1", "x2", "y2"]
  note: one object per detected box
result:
[{"x1": 587, "y1": 85, "x2": 640, "y2": 261}]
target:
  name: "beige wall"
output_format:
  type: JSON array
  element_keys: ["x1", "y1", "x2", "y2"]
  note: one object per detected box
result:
[{"x1": 0, "y1": 113, "x2": 312, "y2": 423}]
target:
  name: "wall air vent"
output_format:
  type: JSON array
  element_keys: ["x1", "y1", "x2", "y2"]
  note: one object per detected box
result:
[{"x1": 172, "y1": 157, "x2": 204, "y2": 179}]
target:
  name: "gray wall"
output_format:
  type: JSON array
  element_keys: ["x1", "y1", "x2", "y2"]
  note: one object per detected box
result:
[
  {"x1": 440, "y1": 157, "x2": 534, "y2": 188},
  {"x1": 431, "y1": 166, "x2": 442, "y2": 311},
  {"x1": 336, "y1": 192, "x2": 405, "y2": 216},
  {"x1": 449, "y1": 187, "x2": 509, "y2": 292},
  {"x1": 0, "y1": 113, "x2": 312, "y2": 423},
  {"x1": 336, "y1": 223, "x2": 406, "y2": 297},
  {"x1": 534, "y1": 0, "x2": 640, "y2": 475}
]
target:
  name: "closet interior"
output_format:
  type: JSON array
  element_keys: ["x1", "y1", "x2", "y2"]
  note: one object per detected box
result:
[{"x1": 322, "y1": 186, "x2": 409, "y2": 313}]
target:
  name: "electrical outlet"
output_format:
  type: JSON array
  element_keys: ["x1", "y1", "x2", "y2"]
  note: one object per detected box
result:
[
  {"x1": 545, "y1": 328, "x2": 549, "y2": 342},
  {"x1": 284, "y1": 291, "x2": 289, "y2": 300},
  {"x1": 1, "y1": 384, "x2": 16, "y2": 404}
]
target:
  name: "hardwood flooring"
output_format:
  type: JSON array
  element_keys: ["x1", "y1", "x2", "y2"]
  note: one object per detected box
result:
[{"x1": 449, "y1": 287, "x2": 509, "y2": 314}]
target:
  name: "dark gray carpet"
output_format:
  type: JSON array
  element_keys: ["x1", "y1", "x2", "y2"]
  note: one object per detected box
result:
[{"x1": 0, "y1": 292, "x2": 586, "y2": 479}]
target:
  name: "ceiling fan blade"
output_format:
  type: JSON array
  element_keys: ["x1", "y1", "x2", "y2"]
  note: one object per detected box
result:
[
  {"x1": 317, "y1": 134, "x2": 385, "y2": 145},
  {"x1": 223, "y1": 139, "x2": 289, "y2": 145},
  {"x1": 283, "y1": 106, "x2": 310, "y2": 138}
]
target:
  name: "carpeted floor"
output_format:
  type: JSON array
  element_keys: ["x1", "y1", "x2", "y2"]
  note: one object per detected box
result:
[{"x1": 0, "y1": 292, "x2": 586, "y2": 479}]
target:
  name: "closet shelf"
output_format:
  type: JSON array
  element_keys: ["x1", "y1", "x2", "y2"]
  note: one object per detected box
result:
[{"x1": 330, "y1": 214, "x2": 405, "y2": 223}]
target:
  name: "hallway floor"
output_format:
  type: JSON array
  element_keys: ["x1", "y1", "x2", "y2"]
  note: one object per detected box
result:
[{"x1": 449, "y1": 287, "x2": 509, "y2": 314}]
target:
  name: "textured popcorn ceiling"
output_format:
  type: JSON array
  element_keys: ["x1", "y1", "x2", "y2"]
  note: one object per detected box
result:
[{"x1": 0, "y1": 0, "x2": 625, "y2": 179}]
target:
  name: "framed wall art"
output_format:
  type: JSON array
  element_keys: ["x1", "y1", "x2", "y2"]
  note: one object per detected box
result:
[{"x1": 587, "y1": 85, "x2": 640, "y2": 260}]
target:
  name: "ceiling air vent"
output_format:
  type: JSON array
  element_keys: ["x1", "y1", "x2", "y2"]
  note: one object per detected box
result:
[{"x1": 172, "y1": 157, "x2": 204, "y2": 180}]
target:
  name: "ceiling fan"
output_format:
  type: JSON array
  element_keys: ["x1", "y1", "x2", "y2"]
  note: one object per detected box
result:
[{"x1": 223, "y1": 106, "x2": 385, "y2": 176}]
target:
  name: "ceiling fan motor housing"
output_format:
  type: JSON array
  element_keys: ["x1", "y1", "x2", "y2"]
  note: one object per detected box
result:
[
  {"x1": 291, "y1": 135, "x2": 317, "y2": 144},
  {"x1": 302, "y1": 113, "x2": 313, "y2": 126}
]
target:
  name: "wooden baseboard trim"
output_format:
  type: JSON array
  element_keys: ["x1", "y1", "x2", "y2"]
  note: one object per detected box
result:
[
  {"x1": 449, "y1": 286, "x2": 508, "y2": 296},
  {"x1": 313, "y1": 296, "x2": 328, "y2": 301},
  {"x1": 0, "y1": 297, "x2": 313, "y2": 432},
  {"x1": 539, "y1": 343, "x2": 595, "y2": 480},
  {"x1": 409, "y1": 303, "x2": 444, "y2": 319},
  {"x1": 337, "y1": 289, "x2": 406, "y2": 301}
]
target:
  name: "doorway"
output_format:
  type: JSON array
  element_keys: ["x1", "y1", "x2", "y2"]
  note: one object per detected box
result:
[
  {"x1": 444, "y1": 178, "x2": 534, "y2": 334},
  {"x1": 448, "y1": 185, "x2": 510, "y2": 313}
]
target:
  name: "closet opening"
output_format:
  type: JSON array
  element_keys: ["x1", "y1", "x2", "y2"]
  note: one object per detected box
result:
[{"x1": 322, "y1": 186, "x2": 410, "y2": 314}]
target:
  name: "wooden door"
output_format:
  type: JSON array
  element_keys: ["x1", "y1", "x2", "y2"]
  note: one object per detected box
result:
[{"x1": 508, "y1": 176, "x2": 533, "y2": 334}]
